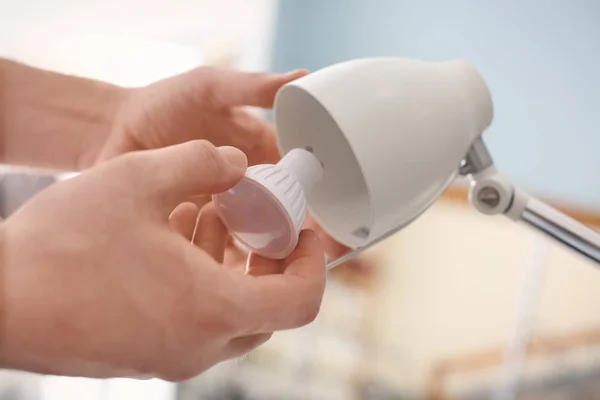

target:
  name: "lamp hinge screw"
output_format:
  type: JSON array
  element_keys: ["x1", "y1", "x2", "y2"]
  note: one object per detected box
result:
[{"x1": 478, "y1": 187, "x2": 500, "y2": 208}]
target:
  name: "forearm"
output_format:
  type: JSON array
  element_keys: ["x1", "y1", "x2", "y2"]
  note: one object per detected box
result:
[
  {"x1": 0, "y1": 221, "x2": 9, "y2": 370},
  {"x1": 0, "y1": 58, "x2": 125, "y2": 171}
]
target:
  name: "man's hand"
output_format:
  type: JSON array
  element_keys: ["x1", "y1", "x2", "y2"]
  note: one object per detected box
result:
[
  {"x1": 104, "y1": 65, "x2": 350, "y2": 262},
  {"x1": 1, "y1": 141, "x2": 326, "y2": 381},
  {"x1": 90, "y1": 67, "x2": 307, "y2": 168},
  {"x1": 0, "y1": 59, "x2": 305, "y2": 170}
]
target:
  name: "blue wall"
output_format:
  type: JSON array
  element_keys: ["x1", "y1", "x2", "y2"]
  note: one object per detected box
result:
[{"x1": 271, "y1": 0, "x2": 600, "y2": 208}]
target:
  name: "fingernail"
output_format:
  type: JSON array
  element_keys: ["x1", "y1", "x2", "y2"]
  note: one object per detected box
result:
[
  {"x1": 218, "y1": 146, "x2": 248, "y2": 170},
  {"x1": 283, "y1": 68, "x2": 309, "y2": 78},
  {"x1": 301, "y1": 229, "x2": 318, "y2": 242}
]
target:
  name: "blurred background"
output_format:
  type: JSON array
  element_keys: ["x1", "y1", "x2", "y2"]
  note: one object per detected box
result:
[{"x1": 1, "y1": 0, "x2": 599, "y2": 399}]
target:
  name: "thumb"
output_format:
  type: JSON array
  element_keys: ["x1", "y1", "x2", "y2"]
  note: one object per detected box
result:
[{"x1": 141, "y1": 140, "x2": 247, "y2": 210}]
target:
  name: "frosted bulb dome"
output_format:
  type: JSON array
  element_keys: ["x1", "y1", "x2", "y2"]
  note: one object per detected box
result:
[{"x1": 213, "y1": 148, "x2": 323, "y2": 259}]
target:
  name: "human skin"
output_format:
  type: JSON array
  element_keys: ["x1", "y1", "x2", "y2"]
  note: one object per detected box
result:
[
  {"x1": 0, "y1": 58, "x2": 349, "y2": 255},
  {"x1": 0, "y1": 60, "x2": 334, "y2": 380},
  {"x1": 0, "y1": 141, "x2": 326, "y2": 380}
]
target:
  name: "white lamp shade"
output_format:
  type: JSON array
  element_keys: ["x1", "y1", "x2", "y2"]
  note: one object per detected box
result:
[{"x1": 274, "y1": 58, "x2": 494, "y2": 248}]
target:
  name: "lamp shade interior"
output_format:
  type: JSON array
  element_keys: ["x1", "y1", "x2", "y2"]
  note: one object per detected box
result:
[{"x1": 275, "y1": 86, "x2": 373, "y2": 249}]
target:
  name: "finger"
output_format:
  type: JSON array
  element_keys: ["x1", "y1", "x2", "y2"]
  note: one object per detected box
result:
[
  {"x1": 223, "y1": 239, "x2": 250, "y2": 273},
  {"x1": 187, "y1": 195, "x2": 211, "y2": 210},
  {"x1": 305, "y1": 213, "x2": 351, "y2": 259},
  {"x1": 202, "y1": 108, "x2": 280, "y2": 166},
  {"x1": 202, "y1": 68, "x2": 309, "y2": 108},
  {"x1": 193, "y1": 203, "x2": 229, "y2": 263},
  {"x1": 225, "y1": 109, "x2": 281, "y2": 165},
  {"x1": 95, "y1": 133, "x2": 138, "y2": 165},
  {"x1": 135, "y1": 140, "x2": 247, "y2": 211},
  {"x1": 246, "y1": 252, "x2": 283, "y2": 277},
  {"x1": 169, "y1": 202, "x2": 199, "y2": 240},
  {"x1": 226, "y1": 333, "x2": 273, "y2": 359},
  {"x1": 243, "y1": 230, "x2": 326, "y2": 333}
]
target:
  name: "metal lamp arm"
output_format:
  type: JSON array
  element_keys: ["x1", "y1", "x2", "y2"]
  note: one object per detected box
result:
[{"x1": 463, "y1": 139, "x2": 600, "y2": 267}]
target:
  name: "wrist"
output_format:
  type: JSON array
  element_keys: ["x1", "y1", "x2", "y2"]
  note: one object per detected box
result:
[
  {"x1": 0, "y1": 221, "x2": 19, "y2": 371},
  {"x1": 0, "y1": 218, "x2": 52, "y2": 373},
  {"x1": 0, "y1": 59, "x2": 128, "y2": 171},
  {"x1": 0, "y1": 222, "x2": 5, "y2": 367},
  {"x1": 74, "y1": 84, "x2": 130, "y2": 170},
  {"x1": 0, "y1": 220, "x2": 19, "y2": 370}
]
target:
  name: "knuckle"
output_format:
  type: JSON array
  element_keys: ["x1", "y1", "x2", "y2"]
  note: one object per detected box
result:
[
  {"x1": 114, "y1": 151, "x2": 151, "y2": 182},
  {"x1": 119, "y1": 151, "x2": 145, "y2": 169},
  {"x1": 160, "y1": 366, "x2": 197, "y2": 383},
  {"x1": 243, "y1": 334, "x2": 273, "y2": 354},
  {"x1": 229, "y1": 333, "x2": 273, "y2": 359},
  {"x1": 194, "y1": 65, "x2": 218, "y2": 78},
  {"x1": 190, "y1": 138, "x2": 215, "y2": 152},
  {"x1": 191, "y1": 140, "x2": 221, "y2": 169},
  {"x1": 193, "y1": 67, "x2": 220, "y2": 104},
  {"x1": 297, "y1": 296, "x2": 322, "y2": 327},
  {"x1": 182, "y1": 140, "x2": 225, "y2": 180},
  {"x1": 305, "y1": 303, "x2": 321, "y2": 325},
  {"x1": 257, "y1": 333, "x2": 273, "y2": 347}
]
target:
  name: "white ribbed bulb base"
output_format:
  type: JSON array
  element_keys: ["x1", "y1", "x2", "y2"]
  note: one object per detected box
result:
[{"x1": 212, "y1": 148, "x2": 323, "y2": 259}]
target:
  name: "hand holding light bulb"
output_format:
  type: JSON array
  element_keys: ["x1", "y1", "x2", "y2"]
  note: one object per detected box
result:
[{"x1": 1, "y1": 141, "x2": 326, "y2": 380}]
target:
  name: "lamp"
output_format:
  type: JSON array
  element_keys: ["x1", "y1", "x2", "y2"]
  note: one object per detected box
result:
[{"x1": 213, "y1": 57, "x2": 600, "y2": 269}]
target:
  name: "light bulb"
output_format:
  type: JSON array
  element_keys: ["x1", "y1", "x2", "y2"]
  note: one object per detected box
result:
[{"x1": 212, "y1": 148, "x2": 323, "y2": 259}]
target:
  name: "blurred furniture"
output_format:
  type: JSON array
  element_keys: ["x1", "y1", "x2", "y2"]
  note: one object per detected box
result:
[{"x1": 426, "y1": 328, "x2": 600, "y2": 400}]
